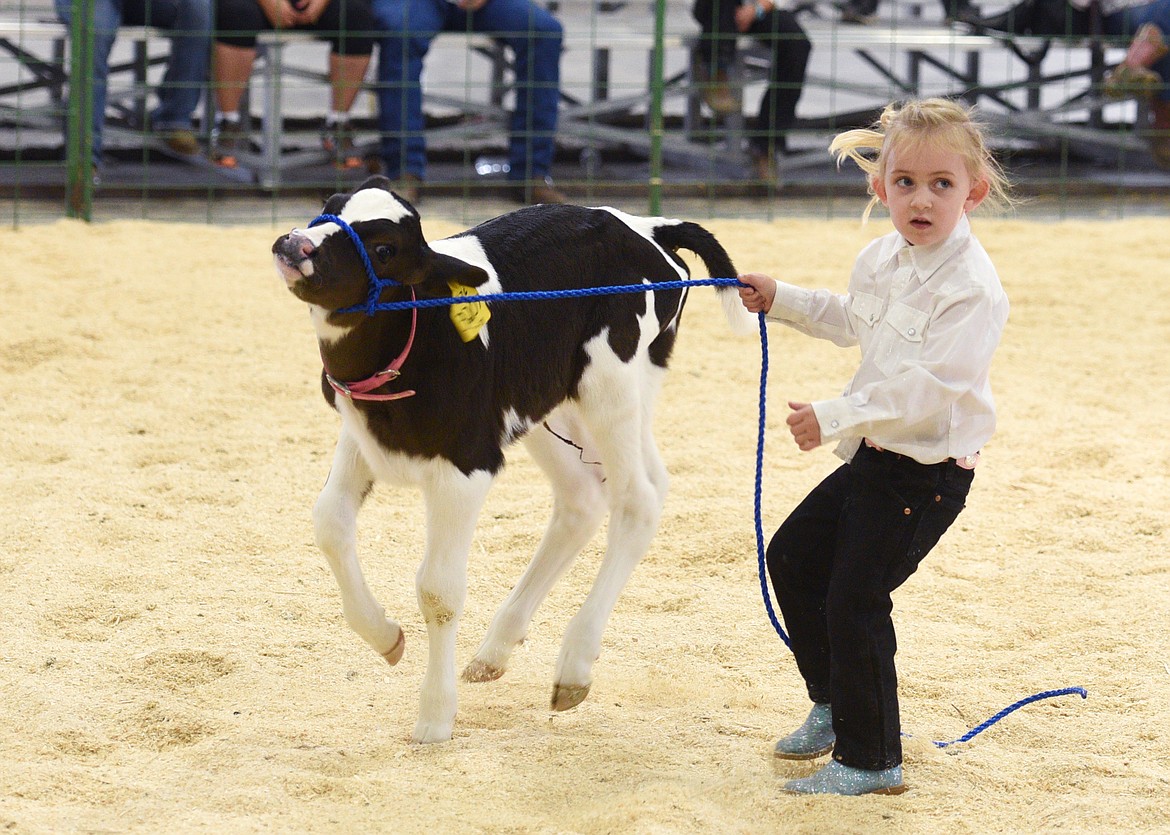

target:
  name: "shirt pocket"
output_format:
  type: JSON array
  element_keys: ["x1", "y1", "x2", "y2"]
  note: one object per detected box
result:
[
  {"x1": 875, "y1": 303, "x2": 929, "y2": 375},
  {"x1": 850, "y1": 291, "x2": 884, "y2": 330}
]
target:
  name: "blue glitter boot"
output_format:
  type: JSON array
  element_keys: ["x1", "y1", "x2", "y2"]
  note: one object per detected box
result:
[
  {"x1": 783, "y1": 759, "x2": 906, "y2": 796},
  {"x1": 773, "y1": 702, "x2": 835, "y2": 760}
]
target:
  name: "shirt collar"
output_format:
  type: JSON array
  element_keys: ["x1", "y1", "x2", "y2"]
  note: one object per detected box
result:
[{"x1": 888, "y1": 214, "x2": 973, "y2": 282}]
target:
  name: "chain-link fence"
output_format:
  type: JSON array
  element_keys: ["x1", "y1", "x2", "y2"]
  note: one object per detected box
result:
[{"x1": 3, "y1": 0, "x2": 1169, "y2": 226}]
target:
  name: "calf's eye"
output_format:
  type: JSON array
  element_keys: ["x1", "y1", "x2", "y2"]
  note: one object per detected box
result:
[{"x1": 374, "y1": 244, "x2": 396, "y2": 260}]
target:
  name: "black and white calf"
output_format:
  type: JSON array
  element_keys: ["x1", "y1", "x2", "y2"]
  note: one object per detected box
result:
[{"x1": 273, "y1": 176, "x2": 754, "y2": 743}]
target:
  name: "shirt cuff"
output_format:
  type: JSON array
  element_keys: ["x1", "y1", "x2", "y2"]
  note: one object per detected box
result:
[
  {"x1": 765, "y1": 282, "x2": 812, "y2": 323},
  {"x1": 811, "y1": 398, "x2": 853, "y2": 443}
]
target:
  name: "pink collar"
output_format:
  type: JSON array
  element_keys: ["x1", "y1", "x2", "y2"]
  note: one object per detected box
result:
[{"x1": 323, "y1": 290, "x2": 418, "y2": 402}]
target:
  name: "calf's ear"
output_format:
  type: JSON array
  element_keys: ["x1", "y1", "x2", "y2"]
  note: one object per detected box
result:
[
  {"x1": 425, "y1": 251, "x2": 490, "y2": 290},
  {"x1": 358, "y1": 174, "x2": 394, "y2": 193}
]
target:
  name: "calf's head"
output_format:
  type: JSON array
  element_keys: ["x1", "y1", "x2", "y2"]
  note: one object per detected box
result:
[{"x1": 272, "y1": 176, "x2": 490, "y2": 313}]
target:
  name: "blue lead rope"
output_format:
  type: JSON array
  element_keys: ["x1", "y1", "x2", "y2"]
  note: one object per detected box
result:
[
  {"x1": 931, "y1": 687, "x2": 1089, "y2": 748},
  {"x1": 307, "y1": 211, "x2": 1087, "y2": 747}
]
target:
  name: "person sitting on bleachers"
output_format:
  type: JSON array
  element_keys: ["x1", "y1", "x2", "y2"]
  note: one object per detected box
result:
[
  {"x1": 975, "y1": 0, "x2": 1170, "y2": 168},
  {"x1": 370, "y1": 0, "x2": 566, "y2": 205},
  {"x1": 54, "y1": 0, "x2": 212, "y2": 171},
  {"x1": 209, "y1": 0, "x2": 380, "y2": 169},
  {"x1": 690, "y1": 0, "x2": 812, "y2": 184}
]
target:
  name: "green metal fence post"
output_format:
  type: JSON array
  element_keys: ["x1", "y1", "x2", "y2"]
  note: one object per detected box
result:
[
  {"x1": 66, "y1": 0, "x2": 95, "y2": 220},
  {"x1": 648, "y1": 0, "x2": 666, "y2": 216}
]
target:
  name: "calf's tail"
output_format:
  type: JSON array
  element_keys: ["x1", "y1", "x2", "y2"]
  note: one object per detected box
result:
[{"x1": 654, "y1": 221, "x2": 757, "y2": 335}]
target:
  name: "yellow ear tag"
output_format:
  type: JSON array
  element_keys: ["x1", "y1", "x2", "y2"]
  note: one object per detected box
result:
[{"x1": 448, "y1": 282, "x2": 491, "y2": 343}]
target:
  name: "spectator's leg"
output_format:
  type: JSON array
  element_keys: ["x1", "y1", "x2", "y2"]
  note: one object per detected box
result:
[
  {"x1": 209, "y1": 42, "x2": 255, "y2": 166},
  {"x1": 691, "y1": 0, "x2": 738, "y2": 73},
  {"x1": 749, "y1": 11, "x2": 809, "y2": 166},
  {"x1": 329, "y1": 53, "x2": 372, "y2": 116},
  {"x1": 472, "y1": 0, "x2": 563, "y2": 183},
  {"x1": 1107, "y1": 5, "x2": 1170, "y2": 167},
  {"x1": 144, "y1": 0, "x2": 213, "y2": 137},
  {"x1": 211, "y1": 43, "x2": 255, "y2": 117},
  {"x1": 372, "y1": 0, "x2": 445, "y2": 181},
  {"x1": 323, "y1": 52, "x2": 373, "y2": 169},
  {"x1": 56, "y1": 0, "x2": 121, "y2": 165},
  {"x1": 208, "y1": 0, "x2": 265, "y2": 166},
  {"x1": 315, "y1": 0, "x2": 377, "y2": 116}
]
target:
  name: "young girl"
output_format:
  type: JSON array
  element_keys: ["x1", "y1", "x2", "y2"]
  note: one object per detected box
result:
[{"x1": 738, "y1": 98, "x2": 1012, "y2": 796}]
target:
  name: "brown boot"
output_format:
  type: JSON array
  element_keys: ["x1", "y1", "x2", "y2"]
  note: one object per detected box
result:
[
  {"x1": 701, "y1": 70, "x2": 738, "y2": 116},
  {"x1": 692, "y1": 51, "x2": 739, "y2": 116},
  {"x1": 1150, "y1": 99, "x2": 1170, "y2": 170},
  {"x1": 396, "y1": 173, "x2": 422, "y2": 205},
  {"x1": 1105, "y1": 24, "x2": 1169, "y2": 100},
  {"x1": 513, "y1": 176, "x2": 568, "y2": 205}
]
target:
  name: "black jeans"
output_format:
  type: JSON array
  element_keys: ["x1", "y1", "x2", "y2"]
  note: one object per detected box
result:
[{"x1": 766, "y1": 443, "x2": 974, "y2": 770}]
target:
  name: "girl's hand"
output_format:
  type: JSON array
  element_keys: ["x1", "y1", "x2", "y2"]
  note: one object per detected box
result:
[
  {"x1": 786, "y1": 401, "x2": 822, "y2": 451},
  {"x1": 737, "y1": 272, "x2": 776, "y2": 314}
]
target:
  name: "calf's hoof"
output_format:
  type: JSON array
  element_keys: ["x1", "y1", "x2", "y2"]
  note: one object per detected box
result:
[
  {"x1": 412, "y1": 720, "x2": 454, "y2": 745},
  {"x1": 381, "y1": 628, "x2": 405, "y2": 665},
  {"x1": 550, "y1": 682, "x2": 591, "y2": 712},
  {"x1": 462, "y1": 659, "x2": 505, "y2": 683}
]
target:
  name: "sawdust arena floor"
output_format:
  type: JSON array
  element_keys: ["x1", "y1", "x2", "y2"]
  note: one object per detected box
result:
[{"x1": 1, "y1": 211, "x2": 1168, "y2": 833}]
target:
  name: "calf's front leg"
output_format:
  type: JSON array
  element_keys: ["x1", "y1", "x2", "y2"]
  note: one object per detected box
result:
[
  {"x1": 413, "y1": 464, "x2": 494, "y2": 744},
  {"x1": 315, "y1": 430, "x2": 405, "y2": 664}
]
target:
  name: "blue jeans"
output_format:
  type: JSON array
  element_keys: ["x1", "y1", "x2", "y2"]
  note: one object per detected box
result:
[
  {"x1": 767, "y1": 443, "x2": 974, "y2": 770},
  {"x1": 1105, "y1": 0, "x2": 1170, "y2": 102},
  {"x1": 372, "y1": 0, "x2": 562, "y2": 181},
  {"x1": 56, "y1": 0, "x2": 212, "y2": 163}
]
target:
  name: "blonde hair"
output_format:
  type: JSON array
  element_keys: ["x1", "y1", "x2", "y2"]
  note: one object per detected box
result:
[{"x1": 829, "y1": 97, "x2": 1013, "y2": 222}]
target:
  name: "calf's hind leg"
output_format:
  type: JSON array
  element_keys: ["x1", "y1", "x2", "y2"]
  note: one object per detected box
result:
[
  {"x1": 552, "y1": 370, "x2": 670, "y2": 711},
  {"x1": 315, "y1": 430, "x2": 405, "y2": 664},
  {"x1": 463, "y1": 412, "x2": 607, "y2": 684}
]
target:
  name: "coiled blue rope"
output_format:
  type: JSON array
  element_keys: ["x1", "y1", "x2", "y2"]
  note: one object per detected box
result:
[{"x1": 308, "y1": 210, "x2": 1086, "y2": 747}]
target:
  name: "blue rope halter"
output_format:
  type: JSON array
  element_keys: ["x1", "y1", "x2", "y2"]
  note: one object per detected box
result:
[
  {"x1": 309, "y1": 213, "x2": 401, "y2": 316},
  {"x1": 303, "y1": 209, "x2": 1086, "y2": 746}
]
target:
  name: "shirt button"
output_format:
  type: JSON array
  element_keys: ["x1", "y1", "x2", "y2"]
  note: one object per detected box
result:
[
  {"x1": 831, "y1": 420, "x2": 839, "y2": 428},
  {"x1": 907, "y1": 328, "x2": 916, "y2": 336},
  {"x1": 903, "y1": 507, "x2": 912, "y2": 516}
]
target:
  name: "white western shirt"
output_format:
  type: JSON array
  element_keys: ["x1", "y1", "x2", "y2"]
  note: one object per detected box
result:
[{"x1": 766, "y1": 214, "x2": 1010, "y2": 465}]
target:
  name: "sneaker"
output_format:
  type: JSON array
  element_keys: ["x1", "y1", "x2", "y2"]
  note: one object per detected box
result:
[
  {"x1": 513, "y1": 176, "x2": 568, "y2": 205},
  {"x1": 321, "y1": 122, "x2": 363, "y2": 170},
  {"x1": 160, "y1": 128, "x2": 199, "y2": 156},
  {"x1": 211, "y1": 117, "x2": 248, "y2": 169}
]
